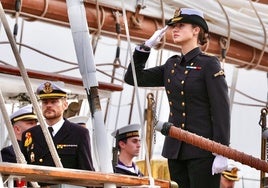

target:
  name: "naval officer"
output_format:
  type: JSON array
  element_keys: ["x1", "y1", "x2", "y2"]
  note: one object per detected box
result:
[
  {"x1": 1, "y1": 104, "x2": 38, "y2": 163},
  {"x1": 124, "y1": 7, "x2": 230, "y2": 188},
  {"x1": 21, "y1": 81, "x2": 95, "y2": 171}
]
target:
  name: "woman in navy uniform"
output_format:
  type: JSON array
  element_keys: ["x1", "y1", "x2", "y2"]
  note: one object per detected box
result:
[
  {"x1": 21, "y1": 81, "x2": 95, "y2": 171},
  {"x1": 124, "y1": 8, "x2": 230, "y2": 188}
]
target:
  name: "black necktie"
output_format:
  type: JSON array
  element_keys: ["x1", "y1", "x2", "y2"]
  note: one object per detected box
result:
[{"x1": 48, "y1": 127, "x2": 54, "y2": 137}]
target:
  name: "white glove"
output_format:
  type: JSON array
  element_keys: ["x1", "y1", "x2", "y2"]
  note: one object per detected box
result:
[
  {"x1": 144, "y1": 26, "x2": 168, "y2": 48},
  {"x1": 155, "y1": 121, "x2": 165, "y2": 132},
  {"x1": 155, "y1": 121, "x2": 173, "y2": 136},
  {"x1": 212, "y1": 154, "x2": 228, "y2": 175}
]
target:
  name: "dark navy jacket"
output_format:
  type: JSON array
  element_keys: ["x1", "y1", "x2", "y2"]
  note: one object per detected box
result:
[
  {"x1": 21, "y1": 119, "x2": 95, "y2": 171},
  {"x1": 124, "y1": 47, "x2": 230, "y2": 159},
  {"x1": 1, "y1": 144, "x2": 17, "y2": 163}
]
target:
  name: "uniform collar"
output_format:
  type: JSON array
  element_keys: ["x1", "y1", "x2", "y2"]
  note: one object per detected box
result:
[
  {"x1": 182, "y1": 47, "x2": 202, "y2": 64},
  {"x1": 117, "y1": 160, "x2": 140, "y2": 175},
  {"x1": 47, "y1": 118, "x2": 64, "y2": 136}
]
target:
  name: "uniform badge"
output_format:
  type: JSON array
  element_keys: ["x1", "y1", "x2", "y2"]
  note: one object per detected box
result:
[
  {"x1": 24, "y1": 132, "x2": 32, "y2": 147},
  {"x1": 174, "y1": 9, "x2": 181, "y2": 17},
  {"x1": 214, "y1": 70, "x2": 225, "y2": 77},
  {"x1": 43, "y1": 82, "x2": 53, "y2": 93},
  {"x1": 30, "y1": 152, "x2": 35, "y2": 163}
]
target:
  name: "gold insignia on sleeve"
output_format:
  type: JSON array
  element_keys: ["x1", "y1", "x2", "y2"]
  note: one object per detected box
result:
[
  {"x1": 214, "y1": 70, "x2": 225, "y2": 77},
  {"x1": 43, "y1": 82, "x2": 53, "y2": 93},
  {"x1": 24, "y1": 132, "x2": 32, "y2": 147}
]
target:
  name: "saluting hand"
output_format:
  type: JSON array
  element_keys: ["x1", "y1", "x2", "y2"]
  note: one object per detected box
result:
[{"x1": 144, "y1": 26, "x2": 169, "y2": 48}]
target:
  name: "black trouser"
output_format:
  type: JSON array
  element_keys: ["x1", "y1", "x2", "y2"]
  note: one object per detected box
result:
[{"x1": 168, "y1": 157, "x2": 220, "y2": 188}]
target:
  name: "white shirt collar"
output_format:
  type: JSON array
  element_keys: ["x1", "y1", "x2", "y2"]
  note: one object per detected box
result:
[{"x1": 47, "y1": 118, "x2": 64, "y2": 136}]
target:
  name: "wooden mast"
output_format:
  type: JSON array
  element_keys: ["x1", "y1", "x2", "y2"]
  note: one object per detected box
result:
[{"x1": 1, "y1": 0, "x2": 268, "y2": 72}]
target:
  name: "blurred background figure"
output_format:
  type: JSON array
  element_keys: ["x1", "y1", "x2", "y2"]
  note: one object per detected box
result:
[
  {"x1": 220, "y1": 165, "x2": 240, "y2": 188},
  {"x1": 1, "y1": 104, "x2": 38, "y2": 163},
  {"x1": 68, "y1": 115, "x2": 89, "y2": 128}
]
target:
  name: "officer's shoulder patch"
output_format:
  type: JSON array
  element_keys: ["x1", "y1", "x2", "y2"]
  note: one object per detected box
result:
[{"x1": 214, "y1": 70, "x2": 225, "y2": 77}]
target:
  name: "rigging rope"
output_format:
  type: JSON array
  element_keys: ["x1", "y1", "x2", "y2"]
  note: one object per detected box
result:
[
  {"x1": 216, "y1": 0, "x2": 231, "y2": 70},
  {"x1": 0, "y1": 2, "x2": 63, "y2": 169},
  {"x1": 104, "y1": 10, "x2": 122, "y2": 122},
  {"x1": 246, "y1": 0, "x2": 266, "y2": 70},
  {"x1": 121, "y1": 0, "x2": 155, "y2": 186},
  {"x1": 238, "y1": 0, "x2": 267, "y2": 70}
]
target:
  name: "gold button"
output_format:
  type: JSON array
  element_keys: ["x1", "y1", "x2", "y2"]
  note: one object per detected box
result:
[
  {"x1": 174, "y1": 63, "x2": 177, "y2": 67},
  {"x1": 170, "y1": 112, "x2": 173, "y2": 116},
  {"x1": 190, "y1": 62, "x2": 194, "y2": 66},
  {"x1": 181, "y1": 123, "x2": 185, "y2": 128},
  {"x1": 39, "y1": 158, "x2": 43, "y2": 163},
  {"x1": 181, "y1": 80, "x2": 184, "y2": 84},
  {"x1": 181, "y1": 91, "x2": 184, "y2": 95},
  {"x1": 169, "y1": 101, "x2": 173, "y2": 106},
  {"x1": 184, "y1": 70, "x2": 188, "y2": 74},
  {"x1": 171, "y1": 69, "x2": 175, "y2": 74},
  {"x1": 167, "y1": 90, "x2": 170, "y2": 94},
  {"x1": 182, "y1": 112, "x2": 186, "y2": 116},
  {"x1": 182, "y1": 102, "x2": 185, "y2": 106},
  {"x1": 168, "y1": 79, "x2": 170, "y2": 83}
]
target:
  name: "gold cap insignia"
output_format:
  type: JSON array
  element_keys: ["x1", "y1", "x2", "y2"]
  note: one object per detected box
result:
[
  {"x1": 174, "y1": 9, "x2": 181, "y2": 17},
  {"x1": 43, "y1": 82, "x2": 53, "y2": 94}
]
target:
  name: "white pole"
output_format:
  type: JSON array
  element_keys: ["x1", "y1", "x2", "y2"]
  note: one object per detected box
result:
[{"x1": 65, "y1": 1, "x2": 115, "y2": 188}]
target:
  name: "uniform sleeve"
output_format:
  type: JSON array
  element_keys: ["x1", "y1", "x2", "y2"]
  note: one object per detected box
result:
[
  {"x1": 124, "y1": 49, "x2": 165, "y2": 87},
  {"x1": 1, "y1": 146, "x2": 16, "y2": 163},
  {"x1": 78, "y1": 128, "x2": 95, "y2": 171},
  {"x1": 205, "y1": 57, "x2": 230, "y2": 146}
]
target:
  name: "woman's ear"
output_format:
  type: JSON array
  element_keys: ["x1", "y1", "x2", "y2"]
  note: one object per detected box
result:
[{"x1": 193, "y1": 26, "x2": 201, "y2": 35}]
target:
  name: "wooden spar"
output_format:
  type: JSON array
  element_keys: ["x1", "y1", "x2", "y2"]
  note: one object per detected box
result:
[
  {"x1": 0, "y1": 64, "x2": 122, "y2": 92},
  {"x1": 167, "y1": 126, "x2": 268, "y2": 172},
  {"x1": 1, "y1": 0, "x2": 268, "y2": 72},
  {"x1": 0, "y1": 162, "x2": 177, "y2": 187}
]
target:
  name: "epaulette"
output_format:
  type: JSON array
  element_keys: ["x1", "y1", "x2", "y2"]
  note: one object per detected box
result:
[
  {"x1": 201, "y1": 52, "x2": 214, "y2": 57},
  {"x1": 170, "y1": 54, "x2": 180, "y2": 59}
]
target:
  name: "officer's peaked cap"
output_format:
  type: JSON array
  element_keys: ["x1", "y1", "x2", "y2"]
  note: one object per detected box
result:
[
  {"x1": 37, "y1": 81, "x2": 68, "y2": 100},
  {"x1": 167, "y1": 8, "x2": 209, "y2": 33},
  {"x1": 68, "y1": 116, "x2": 90, "y2": 125},
  {"x1": 10, "y1": 105, "x2": 37, "y2": 124}
]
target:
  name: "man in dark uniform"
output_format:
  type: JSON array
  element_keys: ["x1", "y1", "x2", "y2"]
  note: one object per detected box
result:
[
  {"x1": 21, "y1": 81, "x2": 95, "y2": 171},
  {"x1": 1, "y1": 104, "x2": 38, "y2": 163},
  {"x1": 111, "y1": 124, "x2": 143, "y2": 176},
  {"x1": 124, "y1": 8, "x2": 230, "y2": 188},
  {"x1": 1, "y1": 105, "x2": 38, "y2": 187}
]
